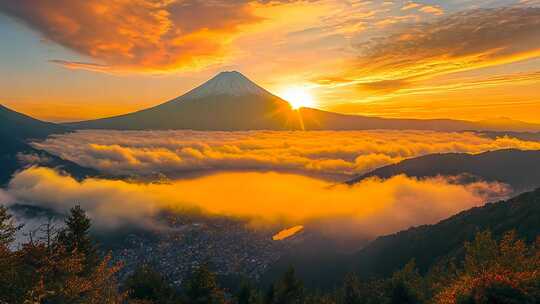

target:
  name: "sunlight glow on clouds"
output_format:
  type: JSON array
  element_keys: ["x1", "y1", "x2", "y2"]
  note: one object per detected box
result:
[
  {"x1": 32, "y1": 130, "x2": 540, "y2": 178},
  {"x1": 6, "y1": 167, "x2": 510, "y2": 237},
  {"x1": 1, "y1": 0, "x2": 539, "y2": 123},
  {"x1": 0, "y1": 0, "x2": 268, "y2": 72},
  {"x1": 318, "y1": 7, "x2": 540, "y2": 91}
]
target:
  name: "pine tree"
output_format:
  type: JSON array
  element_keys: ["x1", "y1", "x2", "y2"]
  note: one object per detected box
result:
[
  {"x1": 124, "y1": 265, "x2": 178, "y2": 303},
  {"x1": 238, "y1": 280, "x2": 260, "y2": 304},
  {"x1": 342, "y1": 274, "x2": 362, "y2": 304},
  {"x1": 274, "y1": 266, "x2": 304, "y2": 304},
  {"x1": 184, "y1": 264, "x2": 225, "y2": 304},
  {"x1": 265, "y1": 283, "x2": 276, "y2": 304},
  {"x1": 59, "y1": 205, "x2": 98, "y2": 273},
  {"x1": 387, "y1": 261, "x2": 424, "y2": 304},
  {"x1": 0, "y1": 206, "x2": 22, "y2": 303},
  {"x1": 0, "y1": 205, "x2": 18, "y2": 248}
]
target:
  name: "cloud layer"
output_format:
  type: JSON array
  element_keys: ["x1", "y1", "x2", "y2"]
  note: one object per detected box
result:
[
  {"x1": 6, "y1": 167, "x2": 511, "y2": 238},
  {"x1": 32, "y1": 130, "x2": 540, "y2": 179}
]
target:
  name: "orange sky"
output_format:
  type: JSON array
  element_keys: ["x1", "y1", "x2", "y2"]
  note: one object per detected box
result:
[{"x1": 0, "y1": 0, "x2": 539, "y2": 123}]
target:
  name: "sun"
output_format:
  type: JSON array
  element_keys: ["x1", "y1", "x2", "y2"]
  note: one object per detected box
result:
[{"x1": 280, "y1": 87, "x2": 315, "y2": 110}]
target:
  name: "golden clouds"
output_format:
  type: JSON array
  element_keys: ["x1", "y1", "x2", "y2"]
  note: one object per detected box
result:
[
  {"x1": 6, "y1": 167, "x2": 510, "y2": 237},
  {"x1": 402, "y1": 2, "x2": 444, "y2": 15},
  {"x1": 32, "y1": 130, "x2": 540, "y2": 178},
  {"x1": 326, "y1": 7, "x2": 540, "y2": 90},
  {"x1": 0, "y1": 0, "x2": 264, "y2": 72}
]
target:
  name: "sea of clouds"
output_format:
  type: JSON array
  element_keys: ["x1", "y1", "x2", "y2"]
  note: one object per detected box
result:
[
  {"x1": 5, "y1": 167, "x2": 510, "y2": 239},
  {"x1": 31, "y1": 130, "x2": 540, "y2": 179},
  {"x1": 4, "y1": 130, "x2": 537, "y2": 238}
]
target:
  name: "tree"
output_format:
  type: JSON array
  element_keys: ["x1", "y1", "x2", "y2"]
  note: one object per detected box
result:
[
  {"x1": 0, "y1": 206, "x2": 22, "y2": 303},
  {"x1": 237, "y1": 279, "x2": 261, "y2": 304},
  {"x1": 124, "y1": 265, "x2": 178, "y2": 304},
  {"x1": 59, "y1": 205, "x2": 97, "y2": 273},
  {"x1": 342, "y1": 274, "x2": 362, "y2": 304},
  {"x1": 264, "y1": 283, "x2": 276, "y2": 304},
  {"x1": 387, "y1": 261, "x2": 424, "y2": 304},
  {"x1": 0, "y1": 206, "x2": 18, "y2": 248},
  {"x1": 434, "y1": 231, "x2": 540, "y2": 304},
  {"x1": 0, "y1": 204, "x2": 125, "y2": 304},
  {"x1": 183, "y1": 264, "x2": 225, "y2": 304},
  {"x1": 456, "y1": 279, "x2": 531, "y2": 304},
  {"x1": 274, "y1": 266, "x2": 304, "y2": 304}
]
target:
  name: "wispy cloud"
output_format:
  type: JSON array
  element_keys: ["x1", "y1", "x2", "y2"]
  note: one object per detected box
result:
[{"x1": 316, "y1": 7, "x2": 540, "y2": 91}]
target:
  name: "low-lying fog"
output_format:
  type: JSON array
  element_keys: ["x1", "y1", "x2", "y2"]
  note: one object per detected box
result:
[{"x1": 4, "y1": 130, "x2": 539, "y2": 242}]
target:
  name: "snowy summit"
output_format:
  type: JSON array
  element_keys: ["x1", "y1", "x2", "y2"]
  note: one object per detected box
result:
[{"x1": 182, "y1": 71, "x2": 270, "y2": 100}]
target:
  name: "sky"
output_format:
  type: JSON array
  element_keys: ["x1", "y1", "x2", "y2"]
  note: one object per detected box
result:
[{"x1": 0, "y1": 0, "x2": 539, "y2": 123}]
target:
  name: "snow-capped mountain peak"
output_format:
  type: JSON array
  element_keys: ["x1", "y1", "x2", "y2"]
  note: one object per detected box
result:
[{"x1": 182, "y1": 71, "x2": 270, "y2": 100}]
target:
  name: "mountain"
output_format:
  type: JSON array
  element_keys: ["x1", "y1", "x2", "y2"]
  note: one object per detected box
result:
[
  {"x1": 347, "y1": 149, "x2": 540, "y2": 193},
  {"x1": 0, "y1": 104, "x2": 67, "y2": 142},
  {"x1": 65, "y1": 71, "x2": 540, "y2": 132},
  {"x1": 350, "y1": 187, "x2": 540, "y2": 277},
  {"x1": 476, "y1": 117, "x2": 540, "y2": 132},
  {"x1": 0, "y1": 105, "x2": 96, "y2": 186},
  {"x1": 65, "y1": 71, "x2": 303, "y2": 130},
  {"x1": 298, "y1": 107, "x2": 474, "y2": 131},
  {"x1": 262, "y1": 187, "x2": 540, "y2": 289}
]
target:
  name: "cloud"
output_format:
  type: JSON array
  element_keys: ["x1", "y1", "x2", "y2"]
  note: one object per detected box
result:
[
  {"x1": 32, "y1": 130, "x2": 540, "y2": 179},
  {"x1": 402, "y1": 2, "x2": 444, "y2": 15},
  {"x1": 6, "y1": 167, "x2": 511, "y2": 238},
  {"x1": 0, "y1": 0, "x2": 281, "y2": 73},
  {"x1": 419, "y1": 5, "x2": 444, "y2": 15},
  {"x1": 321, "y1": 7, "x2": 540, "y2": 90}
]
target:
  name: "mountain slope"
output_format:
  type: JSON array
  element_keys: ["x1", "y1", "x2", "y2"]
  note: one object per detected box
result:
[
  {"x1": 347, "y1": 149, "x2": 540, "y2": 192},
  {"x1": 0, "y1": 105, "x2": 96, "y2": 185},
  {"x1": 262, "y1": 187, "x2": 540, "y2": 289},
  {"x1": 66, "y1": 71, "x2": 302, "y2": 130},
  {"x1": 351, "y1": 187, "x2": 540, "y2": 277},
  {"x1": 65, "y1": 71, "x2": 540, "y2": 132},
  {"x1": 299, "y1": 108, "x2": 540, "y2": 132},
  {"x1": 0, "y1": 104, "x2": 67, "y2": 141}
]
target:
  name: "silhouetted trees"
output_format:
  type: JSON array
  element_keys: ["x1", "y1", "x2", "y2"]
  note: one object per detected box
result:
[
  {"x1": 271, "y1": 266, "x2": 304, "y2": 304},
  {"x1": 124, "y1": 265, "x2": 179, "y2": 303},
  {"x1": 434, "y1": 231, "x2": 540, "y2": 303},
  {"x1": 237, "y1": 279, "x2": 261, "y2": 304},
  {"x1": 183, "y1": 263, "x2": 226, "y2": 304},
  {"x1": 58, "y1": 204, "x2": 98, "y2": 273},
  {"x1": 0, "y1": 205, "x2": 124, "y2": 304},
  {"x1": 0, "y1": 202, "x2": 539, "y2": 304}
]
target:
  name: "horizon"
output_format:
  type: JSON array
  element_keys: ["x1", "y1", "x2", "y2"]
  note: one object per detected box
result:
[
  {"x1": 1, "y1": 69, "x2": 539, "y2": 126},
  {"x1": 1, "y1": 1, "x2": 539, "y2": 123}
]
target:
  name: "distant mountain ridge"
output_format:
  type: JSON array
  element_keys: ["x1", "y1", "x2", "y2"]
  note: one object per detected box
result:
[
  {"x1": 64, "y1": 71, "x2": 540, "y2": 132},
  {"x1": 0, "y1": 104, "x2": 67, "y2": 141},
  {"x1": 347, "y1": 149, "x2": 540, "y2": 193},
  {"x1": 0, "y1": 105, "x2": 97, "y2": 185}
]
